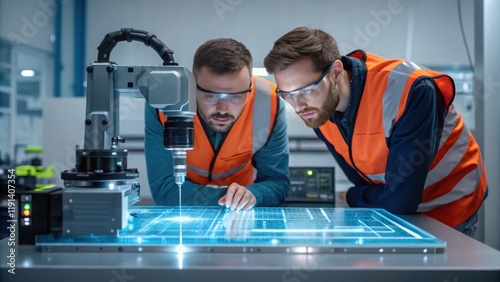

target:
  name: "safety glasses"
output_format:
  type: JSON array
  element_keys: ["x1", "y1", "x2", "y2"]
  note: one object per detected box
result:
[
  {"x1": 196, "y1": 82, "x2": 252, "y2": 106},
  {"x1": 276, "y1": 64, "x2": 332, "y2": 103}
]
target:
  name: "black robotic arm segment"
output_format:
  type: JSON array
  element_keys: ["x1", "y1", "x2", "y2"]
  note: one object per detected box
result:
[{"x1": 96, "y1": 28, "x2": 177, "y2": 65}]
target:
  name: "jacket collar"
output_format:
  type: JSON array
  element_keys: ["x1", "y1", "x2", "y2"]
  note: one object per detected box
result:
[{"x1": 331, "y1": 54, "x2": 367, "y2": 124}]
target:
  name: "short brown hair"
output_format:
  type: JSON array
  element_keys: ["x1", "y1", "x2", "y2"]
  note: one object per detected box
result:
[
  {"x1": 264, "y1": 26, "x2": 340, "y2": 73},
  {"x1": 193, "y1": 38, "x2": 253, "y2": 77}
]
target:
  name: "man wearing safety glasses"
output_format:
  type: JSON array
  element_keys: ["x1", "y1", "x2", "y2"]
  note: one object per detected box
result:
[
  {"x1": 264, "y1": 27, "x2": 487, "y2": 237},
  {"x1": 145, "y1": 38, "x2": 289, "y2": 210}
]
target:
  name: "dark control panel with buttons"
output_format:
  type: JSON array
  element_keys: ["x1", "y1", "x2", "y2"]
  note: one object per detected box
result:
[{"x1": 285, "y1": 167, "x2": 335, "y2": 206}]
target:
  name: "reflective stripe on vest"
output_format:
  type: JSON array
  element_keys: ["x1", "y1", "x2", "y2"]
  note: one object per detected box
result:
[
  {"x1": 252, "y1": 79, "x2": 274, "y2": 153},
  {"x1": 383, "y1": 62, "x2": 424, "y2": 137},
  {"x1": 419, "y1": 160, "x2": 483, "y2": 212},
  {"x1": 186, "y1": 160, "x2": 248, "y2": 179},
  {"x1": 423, "y1": 106, "x2": 467, "y2": 188}
]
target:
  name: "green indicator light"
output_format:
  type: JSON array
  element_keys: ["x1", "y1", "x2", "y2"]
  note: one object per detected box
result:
[
  {"x1": 307, "y1": 170, "x2": 314, "y2": 176},
  {"x1": 24, "y1": 203, "x2": 31, "y2": 210}
]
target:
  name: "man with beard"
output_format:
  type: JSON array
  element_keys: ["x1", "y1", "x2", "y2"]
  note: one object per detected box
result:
[
  {"x1": 264, "y1": 27, "x2": 487, "y2": 237},
  {"x1": 145, "y1": 38, "x2": 289, "y2": 210}
]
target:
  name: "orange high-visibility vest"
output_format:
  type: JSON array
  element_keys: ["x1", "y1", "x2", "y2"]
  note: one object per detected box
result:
[
  {"x1": 318, "y1": 50, "x2": 487, "y2": 227},
  {"x1": 158, "y1": 76, "x2": 278, "y2": 186}
]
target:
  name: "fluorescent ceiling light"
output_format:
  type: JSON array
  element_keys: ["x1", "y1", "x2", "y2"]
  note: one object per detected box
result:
[
  {"x1": 21, "y1": 70, "x2": 35, "y2": 77},
  {"x1": 252, "y1": 67, "x2": 269, "y2": 76}
]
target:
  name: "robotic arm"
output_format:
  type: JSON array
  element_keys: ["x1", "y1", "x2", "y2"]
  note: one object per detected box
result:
[
  {"x1": 59, "y1": 29, "x2": 195, "y2": 235},
  {"x1": 63, "y1": 28, "x2": 195, "y2": 186}
]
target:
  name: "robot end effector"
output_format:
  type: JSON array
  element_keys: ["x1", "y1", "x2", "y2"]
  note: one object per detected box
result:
[
  {"x1": 143, "y1": 69, "x2": 196, "y2": 187},
  {"x1": 143, "y1": 66, "x2": 196, "y2": 187}
]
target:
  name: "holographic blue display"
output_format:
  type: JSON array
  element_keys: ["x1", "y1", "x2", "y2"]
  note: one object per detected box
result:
[{"x1": 36, "y1": 207, "x2": 446, "y2": 253}]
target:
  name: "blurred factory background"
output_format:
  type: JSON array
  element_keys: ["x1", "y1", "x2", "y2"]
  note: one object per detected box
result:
[{"x1": 0, "y1": 0, "x2": 498, "y2": 250}]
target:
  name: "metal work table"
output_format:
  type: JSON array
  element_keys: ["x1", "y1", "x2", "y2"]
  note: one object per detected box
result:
[{"x1": 2, "y1": 210, "x2": 500, "y2": 282}]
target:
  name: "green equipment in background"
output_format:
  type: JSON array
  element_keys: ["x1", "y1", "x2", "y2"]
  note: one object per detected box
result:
[{"x1": 15, "y1": 146, "x2": 56, "y2": 191}]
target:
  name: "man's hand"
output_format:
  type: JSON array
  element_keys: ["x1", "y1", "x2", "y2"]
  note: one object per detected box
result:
[{"x1": 218, "y1": 182, "x2": 256, "y2": 211}]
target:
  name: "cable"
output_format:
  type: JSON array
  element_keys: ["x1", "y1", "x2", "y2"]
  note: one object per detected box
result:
[{"x1": 457, "y1": 0, "x2": 474, "y2": 72}]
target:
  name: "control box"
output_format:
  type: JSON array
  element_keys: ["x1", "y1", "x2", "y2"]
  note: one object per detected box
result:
[
  {"x1": 286, "y1": 167, "x2": 335, "y2": 206},
  {"x1": 17, "y1": 187, "x2": 62, "y2": 245}
]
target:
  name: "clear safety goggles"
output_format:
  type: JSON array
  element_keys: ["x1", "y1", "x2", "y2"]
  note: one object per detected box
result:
[
  {"x1": 275, "y1": 64, "x2": 332, "y2": 103},
  {"x1": 196, "y1": 82, "x2": 252, "y2": 106}
]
